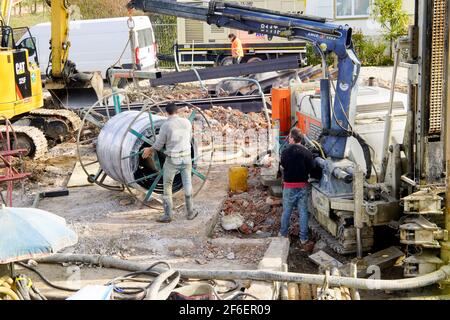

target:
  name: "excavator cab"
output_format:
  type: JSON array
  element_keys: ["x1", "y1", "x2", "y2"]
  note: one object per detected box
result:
[
  {"x1": 0, "y1": 23, "x2": 44, "y2": 118},
  {"x1": 0, "y1": 0, "x2": 101, "y2": 159}
]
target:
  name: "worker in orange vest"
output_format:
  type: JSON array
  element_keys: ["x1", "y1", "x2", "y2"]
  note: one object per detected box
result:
[{"x1": 228, "y1": 33, "x2": 244, "y2": 64}]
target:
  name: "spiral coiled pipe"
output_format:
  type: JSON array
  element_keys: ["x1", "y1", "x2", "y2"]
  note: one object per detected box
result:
[{"x1": 96, "y1": 111, "x2": 194, "y2": 195}]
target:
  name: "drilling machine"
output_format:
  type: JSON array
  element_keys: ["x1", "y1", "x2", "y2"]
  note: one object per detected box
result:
[
  {"x1": 127, "y1": 0, "x2": 450, "y2": 279},
  {"x1": 391, "y1": 0, "x2": 450, "y2": 277}
]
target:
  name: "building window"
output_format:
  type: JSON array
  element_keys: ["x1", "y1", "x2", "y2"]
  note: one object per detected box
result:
[{"x1": 336, "y1": 0, "x2": 370, "y2": 18}]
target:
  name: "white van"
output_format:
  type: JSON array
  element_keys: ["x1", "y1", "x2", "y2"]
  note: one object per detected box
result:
[{"x1": 18, "y1": 16, "x2": 158, "y2": 80}]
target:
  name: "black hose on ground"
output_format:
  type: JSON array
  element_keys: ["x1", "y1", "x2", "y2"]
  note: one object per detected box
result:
[{"x1": 17, "y1": 262, "x2": 79, "y2": 292}]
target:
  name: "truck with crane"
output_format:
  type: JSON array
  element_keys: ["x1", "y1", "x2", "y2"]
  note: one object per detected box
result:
[{"x1": 173, "y1": 0, "x2": 307, "y2": 67}]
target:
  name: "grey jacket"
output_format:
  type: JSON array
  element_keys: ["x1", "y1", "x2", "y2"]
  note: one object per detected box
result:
[{"x1": 152, "y1": 115, "x2": 192, "y2": 157}]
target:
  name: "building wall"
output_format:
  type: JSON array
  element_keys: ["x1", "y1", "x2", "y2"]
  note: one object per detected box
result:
[
  {"x1": 177, "y1": 0, "x2": 306, "y2": 44},
  {"x1": 305, "y1": 0, "x2": 414, "y2": 37}
]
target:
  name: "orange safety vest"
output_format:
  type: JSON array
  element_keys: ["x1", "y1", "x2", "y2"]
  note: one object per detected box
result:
[{"x1": 231, "y1": 38, "x2": 244, "y2": 58}]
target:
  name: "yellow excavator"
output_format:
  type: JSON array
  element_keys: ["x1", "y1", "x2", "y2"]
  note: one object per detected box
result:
[{"x1": 0, "y1": 0, "x2": 102, "y2": 158}]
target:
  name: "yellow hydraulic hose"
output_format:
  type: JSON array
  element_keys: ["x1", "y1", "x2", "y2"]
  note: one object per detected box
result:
[{"x1": 0, "y1": 276, "x2": 20, "y2": 300}]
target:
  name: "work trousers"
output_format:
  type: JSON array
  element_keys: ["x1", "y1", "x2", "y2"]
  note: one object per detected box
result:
[
  {"x1": 280, "y1": 186, "x2": 310, "y2": 242},
  {"x1": 162, "y1": 156, "x2": 194, "y2": 217}
]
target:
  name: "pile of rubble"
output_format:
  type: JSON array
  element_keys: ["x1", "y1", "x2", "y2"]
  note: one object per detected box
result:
[
  {"x1": 201, "y1": 106, "x2": 269, "y2": 132},
  {"x1": 181, "y1": 106, "x2": 270, "y2": 154},
  {"x1": 213, "y1": 167, "x2": 300, "y2": 238},
  {"x1": 192, "y1": 240, "x2": 268, "y2": 265},
  {"x1": 135, "y1": 84, "x2": 206, "y2": 102}
]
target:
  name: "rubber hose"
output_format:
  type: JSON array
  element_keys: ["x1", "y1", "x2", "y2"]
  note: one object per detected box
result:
[
  {"x1": 37, "y1": 254, "x2": 450, "y2": 291},
  {"x1": 17, "y1": 262, "x2": 79, "y2": 292},
  {"x1": 0, "y1": 287, "x2": 20, "y2": 300}
]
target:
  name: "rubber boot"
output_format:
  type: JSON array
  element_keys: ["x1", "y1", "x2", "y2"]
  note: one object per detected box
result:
[
  {"x1": 185, "y1": 195, "x2": 198, "y2": 220},
  {"x1": 158, "y1": 198, "x2": 173, "y2": 223}
]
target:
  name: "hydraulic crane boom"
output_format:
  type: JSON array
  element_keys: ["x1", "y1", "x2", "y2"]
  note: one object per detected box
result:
[{"x1": 127, "y1": 0, "x2": 361, "y2": 159}]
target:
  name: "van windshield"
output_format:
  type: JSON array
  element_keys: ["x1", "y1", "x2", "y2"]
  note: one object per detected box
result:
[{"x1": 137, "y1": 29, "x2": 154, "y2": 48}]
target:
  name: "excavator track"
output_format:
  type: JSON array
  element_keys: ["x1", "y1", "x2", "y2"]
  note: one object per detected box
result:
[
  {"x1": 0, "y1": 125, "x2": 48, "y2": 160},
  {"x1": 309, "y1": 215, "x2": 374, "y2": 255},
  {"x1": 29, "y1": 108, "x2": 82, "y2": 132}
]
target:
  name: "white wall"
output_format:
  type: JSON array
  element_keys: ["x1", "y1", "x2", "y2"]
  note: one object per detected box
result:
[{"x1": 305, "y1": 0, "x2": 414, "y2": 37}]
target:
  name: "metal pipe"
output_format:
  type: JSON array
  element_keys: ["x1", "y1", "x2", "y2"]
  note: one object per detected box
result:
[
  {"x1": 353, "y1": 166, "x2": 364, "y2": 259},
  {"x1": 356, "y1": 228, "x2": 362, "y2": 259},
  {"x1": 314, "y1": 157, "x2": 353, "y2": 182},
  {"x1": 38, "y1": 254, "x2": 450, "y2": 291},
  {"x1": 401, "y1": 174, "x2": 417, "y2": 187},
  {"x1": 332, "y1": 167, "x2": 353, "y2": 183},
  {"x1": 380, "y1": 41, "x2": 401, "y2": 181},
  {"x1": 350, "y1": 263, "x2": 360, "y2": 300}
]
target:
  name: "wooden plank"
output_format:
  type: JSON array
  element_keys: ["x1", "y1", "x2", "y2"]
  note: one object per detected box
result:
[{"x1": 67, "y1": 162, "x2": 118, "y2": 188}]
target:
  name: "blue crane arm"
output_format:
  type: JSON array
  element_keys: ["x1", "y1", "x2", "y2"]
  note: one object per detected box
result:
[{"x1": 127, "y1": 0, "x2": 361, "y2": 159}]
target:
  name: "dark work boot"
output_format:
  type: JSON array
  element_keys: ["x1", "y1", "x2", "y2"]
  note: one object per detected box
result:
[{"x1": 157, "y1": 214, "x2": 173, "y2": 223}]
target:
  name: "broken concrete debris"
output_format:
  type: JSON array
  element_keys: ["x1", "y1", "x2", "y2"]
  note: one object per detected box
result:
[
  {"x1": 221, "y1": 214, "x2": 245, "y2": 231},
  {"x1": 216, "y1": 167, "x2": 302, "y2": 238}
]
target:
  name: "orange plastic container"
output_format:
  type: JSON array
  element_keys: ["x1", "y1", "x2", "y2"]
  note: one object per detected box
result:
[{"x1": 271, "y1": 87, "x2": 292, "y2": 137}]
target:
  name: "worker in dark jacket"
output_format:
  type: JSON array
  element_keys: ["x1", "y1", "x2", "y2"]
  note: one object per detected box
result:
[{"x1": 279, "y1": 127, "x2": 316, "y2": 252}]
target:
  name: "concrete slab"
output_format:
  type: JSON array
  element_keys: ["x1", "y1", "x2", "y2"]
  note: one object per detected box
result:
[{"x1": 246, "y1": 237, "x2": 290, "y2": 300}]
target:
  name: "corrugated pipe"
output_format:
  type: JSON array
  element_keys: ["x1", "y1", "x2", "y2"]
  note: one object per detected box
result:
[{"x1": 37, "y1": 254, "x2": 450, "y2": 291}]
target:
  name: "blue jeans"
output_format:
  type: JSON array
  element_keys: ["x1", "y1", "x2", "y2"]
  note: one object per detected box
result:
[
  {"x1": 162, "y1": 156, "x2": 193, "y2": 217},
  {"x1": 280, "y1": 187, "x2": 310, "y2": 241}
]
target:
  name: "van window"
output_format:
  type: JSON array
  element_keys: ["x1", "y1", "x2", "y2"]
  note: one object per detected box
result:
[{"x1": 137, "y1": 29, "x2": 154, "y2": 47}]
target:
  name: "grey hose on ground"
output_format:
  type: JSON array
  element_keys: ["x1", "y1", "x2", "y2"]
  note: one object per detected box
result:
[{"x1": 37, "y1": 254, "x2": 450, "y2": 291}]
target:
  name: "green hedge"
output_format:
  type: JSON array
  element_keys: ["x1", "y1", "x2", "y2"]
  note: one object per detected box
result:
[
  {"x1": 306, "y1": 31, "x2": 393, "y2": 67},
  {"x1": 352, "y1": 31, "x2": 392, "y2": 66}
]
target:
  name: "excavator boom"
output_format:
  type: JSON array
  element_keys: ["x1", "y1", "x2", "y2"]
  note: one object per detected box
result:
[
  {"x1": 44, "y1": 0, "x2": 103, "y2": 107},
  {"x1": 0, "y1": 0, "x2": 12, "y2": 25},
  {"x1": 49, "y1": 0, "x2": 69, "y2": 78}
]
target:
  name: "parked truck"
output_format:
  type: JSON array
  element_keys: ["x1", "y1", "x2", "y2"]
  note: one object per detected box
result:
[{"x1": 174, "y1": 0, "x2": 308, "y2": 66}]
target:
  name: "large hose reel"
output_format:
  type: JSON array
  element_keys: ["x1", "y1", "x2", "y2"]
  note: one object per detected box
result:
[{"x1": 77, "y1": 91, "x2": 214, "y2": 208}]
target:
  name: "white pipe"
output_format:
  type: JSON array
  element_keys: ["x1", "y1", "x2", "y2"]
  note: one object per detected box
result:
[{"x1": 38, "y1": 254, "x2": 450, "y2": 291}]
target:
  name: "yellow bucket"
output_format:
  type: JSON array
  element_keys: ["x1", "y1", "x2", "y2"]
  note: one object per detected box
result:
[{"x1": 229, "y1": 166, "x2": 248, "y2": 192}]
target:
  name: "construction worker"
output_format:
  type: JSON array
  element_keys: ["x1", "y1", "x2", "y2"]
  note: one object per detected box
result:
[
  {"x1": 278, "y1": 127, "x2": 316, "y2": 252},
  {"x1": 142, "y1": 103, "x2": 198, "y2": 223},
  {"x1": 228, "y1": 33, "x2": 244, "y2": 64}
]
